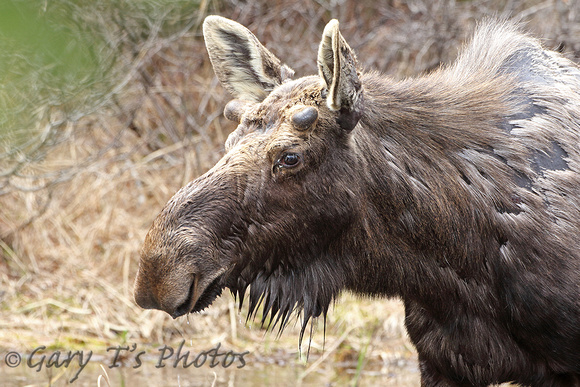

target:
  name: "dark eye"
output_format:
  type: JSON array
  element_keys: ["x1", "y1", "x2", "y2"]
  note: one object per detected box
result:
[
  {"x1": 282, "y1": 153, "x2": 300, "y2": 166},
  {"x1": 275, "y1": 153, "x2": 301, "y2": 171}
]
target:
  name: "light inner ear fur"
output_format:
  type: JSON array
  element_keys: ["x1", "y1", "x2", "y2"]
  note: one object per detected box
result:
[
  {"x1": 317, "y1": 19, "x2": 363, "y2": 115},
  {"x1": 318, "y1": 20, "x2": 340, "y2": 110},
  {"x1": 203, "y1": 15, "x2": 294, "y2": 102}
]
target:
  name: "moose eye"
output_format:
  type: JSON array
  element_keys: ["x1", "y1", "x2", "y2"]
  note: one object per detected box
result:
[
  {"x1": 275, "y1": 153, "x2": 301, "y2": 171},
  {"x1": 282, "y1": 153, "x2": 300, "y2": 166}
]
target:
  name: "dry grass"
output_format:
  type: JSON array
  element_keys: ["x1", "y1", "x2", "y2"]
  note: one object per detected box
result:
[{"x1": 2, "y1": 0, "x2": 580, "y2": 384}]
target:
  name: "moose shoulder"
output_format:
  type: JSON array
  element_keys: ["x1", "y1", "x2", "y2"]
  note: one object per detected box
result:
[{"x1": 134, "y1": 16, "x2": 580, "y2": 386}]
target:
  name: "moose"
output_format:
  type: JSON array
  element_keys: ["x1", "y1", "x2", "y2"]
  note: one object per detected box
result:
[{"x1": 134, "y1": 16, "x2": 580, "y2": 386}]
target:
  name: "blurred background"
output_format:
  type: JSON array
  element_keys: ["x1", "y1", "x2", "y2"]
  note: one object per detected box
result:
[{"x1": 1, "y1": 0, "x2": 579, "y2": 385}]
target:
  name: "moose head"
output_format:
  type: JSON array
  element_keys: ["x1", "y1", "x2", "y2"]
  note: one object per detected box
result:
[{"x1": 134, "y1": 16, "x2": 369, "y2": 337}]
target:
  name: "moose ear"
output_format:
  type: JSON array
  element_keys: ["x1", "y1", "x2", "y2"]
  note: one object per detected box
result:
[
  {"x1": 203, "y1": 16, "x2": 295, "y2": 102},
  {"x1": 317, "y1": 20, "x2": 363, "y2": 130}
]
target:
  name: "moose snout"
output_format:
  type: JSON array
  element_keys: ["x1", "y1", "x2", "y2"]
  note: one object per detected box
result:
[{"x1": 133, "y1": 265, "x2": 196, "y2": 319}]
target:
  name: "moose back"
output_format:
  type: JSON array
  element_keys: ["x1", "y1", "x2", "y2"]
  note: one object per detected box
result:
[{"x1": 134, "y1": 16, "x2": 580, "y2": 386}]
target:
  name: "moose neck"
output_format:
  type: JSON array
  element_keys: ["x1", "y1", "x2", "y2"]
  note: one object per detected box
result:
[{"x1": 344, "y1": 71, "x2": 511, "y2": 303}]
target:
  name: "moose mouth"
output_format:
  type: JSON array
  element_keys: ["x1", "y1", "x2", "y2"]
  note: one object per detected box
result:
[{"x1": 172, "y1": 274, "x2": 225, "y2": 318}]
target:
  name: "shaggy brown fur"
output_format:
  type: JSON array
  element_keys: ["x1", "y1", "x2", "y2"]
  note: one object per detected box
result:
[{"x1": 134, "y1": 16, "x2": 580, "y2": 386}]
